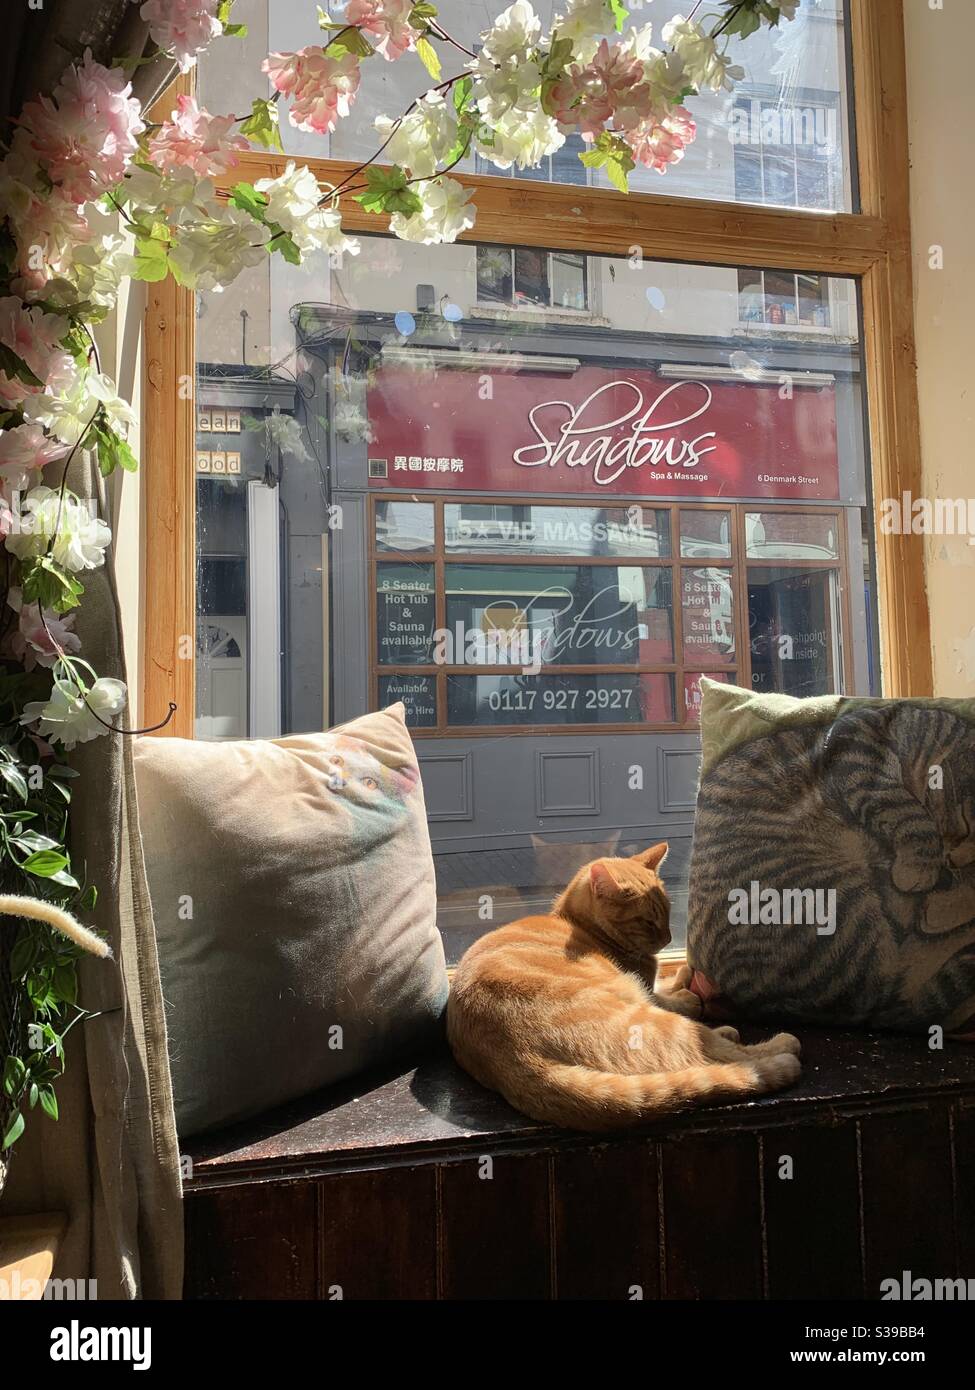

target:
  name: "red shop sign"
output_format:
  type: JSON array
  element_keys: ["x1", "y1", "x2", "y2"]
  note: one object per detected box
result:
[{"x1": 366, "y1": 363, "x2": 839, "y2": 500}]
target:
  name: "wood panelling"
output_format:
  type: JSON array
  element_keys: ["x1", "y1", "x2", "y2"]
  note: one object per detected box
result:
[
  {"x1": 552, "y1": 1143, "x2": 659, "y2": 1300},
  {"x1": 320, "y1": 1166, "x2": 437, "y2": 1300},
  {"x1": 859, "y1": 1105, "x2": 957, "y2": 1294},
  {"x1": 955, "y1": 1101, "x2": 975, "y2": 1275},
  {"x1": 183, "y1": 1180, "x2": 318, "y2": 1299},
  {"x1": 763, "y1": 1122, "x2": 863, "y2": 1299},
  {"x1": 182, "y1": 1032, "x2": 975, "y2": 1301},
  {"x1": 660, "y1": 1133, "x2": 764, "y2": 1299},
  {"x1": 438, "y1": 1152, "x2": 551, "y2": 1300}
]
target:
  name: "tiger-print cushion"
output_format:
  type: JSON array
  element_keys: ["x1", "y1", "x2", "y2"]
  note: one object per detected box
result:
[{"x1": 686, "y1": 680, "x2": 975, "y2": 1036}]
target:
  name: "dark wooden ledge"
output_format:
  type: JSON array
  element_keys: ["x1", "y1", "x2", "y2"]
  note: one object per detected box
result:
[{"x1": 184, "y1": 1027, "x2": 975, "y2": 1190}]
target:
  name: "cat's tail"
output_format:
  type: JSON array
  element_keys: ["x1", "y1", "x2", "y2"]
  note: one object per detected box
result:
[
  {"x1": 502, "y1": 1054, "x2": 800, "y2": 1132},
  {"x1": 0, "y1": 894, "x2": 112, "y2": 959}
]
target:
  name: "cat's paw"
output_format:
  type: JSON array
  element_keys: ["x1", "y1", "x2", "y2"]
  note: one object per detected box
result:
[
  {"x1": 753, "y1": 1053, "x2": 802, "y2": 1092},
  {"x1": 668, "y1": 988, "x2": 703, "y2": 1019},
  {"x1": 766, "y1": 1031, "x2": 802, "y2": 1057},
  {"x1": 712, "y1": 1025, "x2": 740, "y2": 1042},
  {"x1": 667, "y1": 963, "x2": 693, "y2": 992}
]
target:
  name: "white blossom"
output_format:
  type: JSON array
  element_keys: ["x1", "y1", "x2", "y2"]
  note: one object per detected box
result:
[
  {"x1": 266, "y1": 410, "x2": 311, "y2": 463},
  {"x1": 254, "y1": 162, "x2": 359, "y2": 259},
  {"x1": 476, "y1": 106, "x2": 565, "y2": 171},
  {"x1": 20, "y1": 673, "x2": 127, "y2": 750},
  {"x1": 389, "y1": 177, "x2": 477, "y2": 245},
  {"x1": 5, "y1": 485, "x2": 112, "y2": 573},
  {"x1": 374, "y1": 92, "x2": 461, "y2": 180}
]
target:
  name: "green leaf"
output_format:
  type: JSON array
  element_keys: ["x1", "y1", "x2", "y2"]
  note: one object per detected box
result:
[
  {"x1": 2, "y1": 1110, "x2": 25, "y2": 1149},
  {"x1": 52, "y1": 966, "x2": 77, "y2": 1006},
  {"x1": 2, "y1": 1055, "x2": 26, "y2": 1099},
  {"x1": 579, "y1": 132, "x2": 635, "y2": 193},
  {"x1": 229, "y1": 182, "x2": 269, "y2": 221},
  {"x1": 409, "y1": 2, "x2": 438, "y2": 23},
  {"x1": 129, "y1": 235, "x2": 170, "y2": 283},
  {"x1": 609, "y1": 0, "x2": 629, "y2": 33},
  {"x1": 0, "y1": 761, "x2": 28, "y2": 803},
  {"x1": 22, "y1": 849, "x2": 70, "y2": 878},
  {"x1": 39, "y1": 1086, "x2": 59, "y2": 1121},
  {"x1": 325, "y1": 28, "x2": 375, "y2": 60},
  {"x1": 19, "y1": 555, "x2": 85, "y2": 615},
  {"x1": 452, "y1": 74, "x2": 473, "y2": 116},
  {"x1": 353, "y1": 166, "x2": 423, "y2": 217},
  {"x1": 222, "y1": 22, "x2": 248, "y2": 37},
  {"x1": 266, "y1": 226, "x2": 302, "y2": 264},
  {"x1": 240, "y1": 97, "x2": 283, "y2": 153},
  {"x1": 415, "y1": 35, "x2": 442, "y2": 81},
  {"x1": 9, "y1": 933, "x2": 40, "y2": 980},
  {"x1": 92, "y1": 419, "x2": 138, "y2": 477},
  {"x1": 0, "y1": 343, "x2": 43, "y2": 389}
]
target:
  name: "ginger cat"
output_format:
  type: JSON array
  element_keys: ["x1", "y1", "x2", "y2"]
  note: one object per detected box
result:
[{"x1": 447, "y1": 843, "x2": 801, "y2": 1131}]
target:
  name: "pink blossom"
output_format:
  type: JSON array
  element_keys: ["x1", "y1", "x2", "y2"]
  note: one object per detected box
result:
[
  {"x1": 6, "y1": 588, "x2": 81, "y2": 671},
  {"x1": 551, "y1": 40, "x2": 648, "y2": 141},
  {"x1": 0, "y1": 151, "x2": 92, "y2": 293},
  {"x1": 0, "y1": 297, "x2": 71, "y2": 408},
  {"x1": 263, "y1": 48, "x2": 361, "y2": 135},
  {"x1": 141, "y1": 0, "x2": 223, "y2": 74},
  {"x1": 624, "y1": 105, "x2": 696, "y2": 172},
  {"x1": 18, "y1": 51, "x2": 144, "y2": 205},
  {"x1": 148, "y1": 94, "x2": 250, "y2": 178},
  {"x1": 345, "y1": 0, "x2": 418, "y2": 62},
  {"x1": 0, "y1": 423, "x2": 70, "y2": 491}
]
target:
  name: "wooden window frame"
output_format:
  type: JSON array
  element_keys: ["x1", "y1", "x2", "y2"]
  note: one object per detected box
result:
[{"x1": 143, "y1": 0, "x2": 931, "y2": 737}]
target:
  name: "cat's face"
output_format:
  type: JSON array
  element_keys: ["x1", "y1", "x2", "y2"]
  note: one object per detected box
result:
[
  {"x1": 573, "y1": 843, "x2": 672, "y2": 956},
  {"x1": 322, "y1": 735, "x2": 418, "y2": 809}
]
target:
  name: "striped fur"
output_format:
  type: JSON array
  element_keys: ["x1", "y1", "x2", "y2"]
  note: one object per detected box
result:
[
  {"x1": 447, "y1": 844, "x2": 801, "y2": 1131},
  {"x1": 687, "y1": 704, "x2": 975, "y2": 1034}
]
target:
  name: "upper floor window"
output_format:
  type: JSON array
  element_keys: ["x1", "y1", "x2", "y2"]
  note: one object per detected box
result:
[
  {"x1": 738, "y1": 268, "x2": 832, "y2": 328},
  {"x1": 731, "y1": 96, "x2": 843, "y2": 211},
  {"x1": 476, "y1": 247, "x2": 589, "y2": 313}
]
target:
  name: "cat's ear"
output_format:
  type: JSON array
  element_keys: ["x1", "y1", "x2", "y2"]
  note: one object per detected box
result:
[
  {"x1": 589, "y1": 860, "x2": 623, "y2": 899},
  {"x1": 634, "y1": 842, "x2": 669, "y2": 871}
]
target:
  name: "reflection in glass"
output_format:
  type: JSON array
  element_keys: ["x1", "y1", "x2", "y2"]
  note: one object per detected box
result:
[
  {"x1": 447, "y1": 673, "x2": 675, "y2": 727},
  {"x1": 681, "y1": 567, "x2": 735, "y2": 662},
  {"x1": 746, "y1": 512, "x2": 839, "y2": 560},
  {"x1": 206, "y1": 1, "x2": 853, "y2": 214},
  {"x1": 376, "y1": 563, "x2": 436, "y2": 665},
  {"x1": 379, "y1": 674, "x2": 437, "y2": 727},
  {"x1": 445, "y1": 564, "x2": 674, "y2": 666},
  {"x1": 748, "y1": 566, "x2": 844, "y2": 697},
  {"x1": 680, "y1": 510, "x2": 731, "y2": 559},
  {"x1": 375, "y1": 500, "x2": 434, "y2": 553},
  {"x1": 445, "y1": 504, "x2": 671, "y2": 557}
]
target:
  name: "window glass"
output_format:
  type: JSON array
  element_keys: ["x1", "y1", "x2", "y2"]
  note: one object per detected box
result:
[
  {"x1": 193, "y1": 235, "x2": 877, "y2": 961},
  {"x1": 199, "y1": 0, "x2": 855, "y2": 212},
  {"x1": 681, "y1": 568, "x2": 736, "y2": 663},
  {"x1": 444, "y1": 505, "x2": 671, "y2": 557},
  {"x1": 680, "y1": 510, "x2": 731, "y2": 559},
  {"x1": 376, "y1": 564, "x2": 436, "y2": 665},
  {"x1": 748, "y1": 566, "x2": 844, "y2": 698},
  {"x1": 444, "y1": 564, "x2": 674, "y2": 666},
  {"x1": 746, "y1": 512, "x2": 840, "y2": 560},
  {"x1": 375, "y1": 500, "x2": 435, "y2": 553},
  {"x1": 447, "y1": 673, "x2": 675, "y2": 727}
]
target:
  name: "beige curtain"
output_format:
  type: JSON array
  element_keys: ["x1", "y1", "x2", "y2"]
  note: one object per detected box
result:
[{"x1": 1, "y1": 3, "x2": 183, "y2": 1300}]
